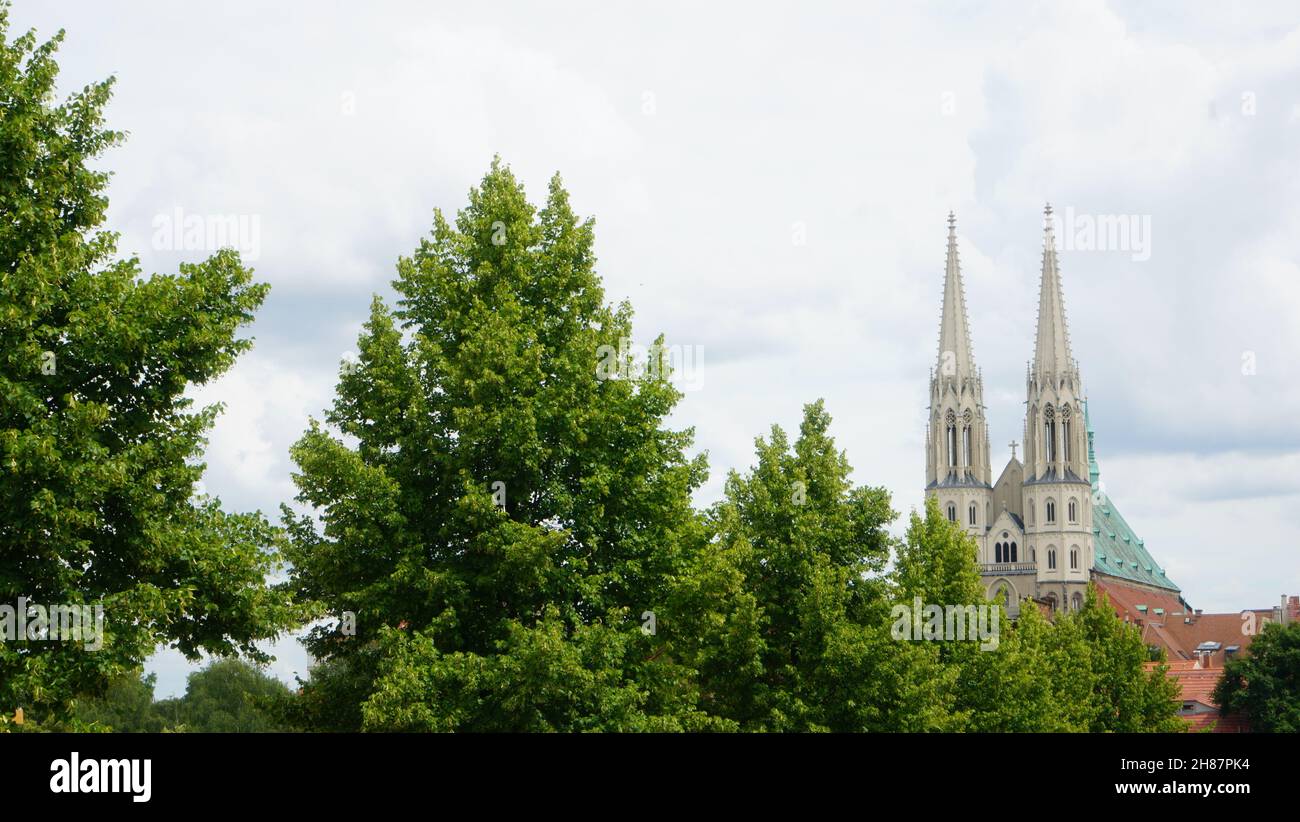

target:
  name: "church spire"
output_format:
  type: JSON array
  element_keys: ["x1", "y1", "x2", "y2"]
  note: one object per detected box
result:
[
  {"x1": 937, "y1": 211, "x2": 976, "y2": 380},
  {"x1": 1032, "y1": 203, "x2": 1075, "y2": 378}
]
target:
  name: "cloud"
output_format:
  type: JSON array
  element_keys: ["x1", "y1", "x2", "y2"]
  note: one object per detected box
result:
[{"x1": 11, "y1": 0, "x2": 1299, "y2": 688}]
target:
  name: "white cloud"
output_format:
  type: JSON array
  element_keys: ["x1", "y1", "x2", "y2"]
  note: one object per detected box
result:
[{"x1": 11, "y1": 0, "x2": 1300, "y2": 690}]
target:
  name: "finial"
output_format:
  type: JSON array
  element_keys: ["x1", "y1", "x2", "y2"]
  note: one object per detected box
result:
[{"x1": 947, "y1": 211, "x2": 956, "y2": 237}]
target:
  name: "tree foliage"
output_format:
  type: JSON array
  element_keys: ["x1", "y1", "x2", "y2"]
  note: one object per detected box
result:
[
  {"x1": 1213, "y1": 619, "x2": 1300, "y2": 733},
  {"x1": 0, "y1": 7, "x2": 296, "y2": 722},
  {"x1": 73, "y1": 659, "x2": 291, "y2": 732},
  {"x1": 283, "y1": 159, "x2": 713, "y2": 731}
]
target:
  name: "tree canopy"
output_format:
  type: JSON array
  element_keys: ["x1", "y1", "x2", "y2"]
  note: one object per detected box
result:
[{"x1": 0, "y1": 7, "x2": 296, "y2": 724}]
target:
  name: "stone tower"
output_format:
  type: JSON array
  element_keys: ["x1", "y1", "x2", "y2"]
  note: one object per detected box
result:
[
  {"x1": 1021, "y1": 204, "x2": 1093, "y2": 613},
  {"x1": 925, "y1": 213, "x2": 993, "y2": 539}
]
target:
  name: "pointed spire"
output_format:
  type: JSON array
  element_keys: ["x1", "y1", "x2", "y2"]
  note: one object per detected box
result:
[
  {"x1": 936, "y1": 211, "x2": 976, "y2": 380},
  {"x1": 1032, "y1": 203, "x2": 1074, "y2": 377}
]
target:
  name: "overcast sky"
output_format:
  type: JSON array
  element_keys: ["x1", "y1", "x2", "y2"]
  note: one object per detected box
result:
[{"x1": 14, "y1": 0, "x2": 1300, "y2": 697}]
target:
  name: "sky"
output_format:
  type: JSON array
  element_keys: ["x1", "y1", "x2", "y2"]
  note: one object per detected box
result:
[{"x1": 11, "y1": 0, "x2": 1300, "y2": 697}]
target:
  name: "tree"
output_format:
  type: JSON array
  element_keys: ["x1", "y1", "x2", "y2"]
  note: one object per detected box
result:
[
  {"x1": 665, "y1": 401, "x2": 958, "y2": 731},
  {"x1": 0, "y1": 8, "x2": 297, "y2": 722},
  {"x1": 73, "y1": 659, "x2": 290, "y2": 732},
  {"x1": 73, "y1": 670, "x2": 166, "y2": 732},
  {"x1": 1213, "y1": 619, "x2": 1300, "y2": 733},
  {"x1": 166, "y1": 658, "x2": 290, "y2": 732},
  {"x1": 283, "y1": 159, "x2": 714, "y2": 731}
]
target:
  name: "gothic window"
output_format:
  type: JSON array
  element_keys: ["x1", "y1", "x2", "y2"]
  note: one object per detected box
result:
[
  {"x1": 1043, "y1": 406, "x2": 1056, "y2": 463},
  {"x1": 946, "y1": 411, "x2": 957, "y2": 468},
  {"x1": 963, "y1": 425, "x2": 971, "y2": 468},
  {"x1": 1031, "y1": 547, "x2": 1036, "y2": 563},
  {"x1": 1048, "y1": 548, "x2": 1057, "y2": 570},
  {"x1": 968, "y1": 503, "x2": 977, "y2": 526},
  {"x1": 1010, "y1": 541, "x2": 1017, "y2": 562},
  {"x1": 947, "y1": 502, "x2": 956, "y2": 522},
  {"x1": 1070, "y1": 548, "x2": 1079, "y2": 570},
  {"x1": 995, "y1": 542, "x2": 1002, "y2": 563},
  {"x1": 1046, "y1": 499, "x2": 1056, "y2": 523},
  {"x1": 1046, "y1": 593, "x2": 1058, "y2": 613},
  {"x1": 1071, "y1": 592, "x2": 1083, "y2": 612},
  {"x1": 1061, "y1": 407, "x2": 1072, "y2": 463},
  {"x1": 1068, "y1": 499, "x2": 1077, "y2": 523}
]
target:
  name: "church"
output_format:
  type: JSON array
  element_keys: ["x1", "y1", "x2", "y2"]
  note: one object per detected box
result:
[{"x1": 925, "y1": 206, "x2": 1181, "y2": 617}]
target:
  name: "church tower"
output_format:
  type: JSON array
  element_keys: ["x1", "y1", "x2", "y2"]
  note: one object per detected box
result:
[
  {"x1": 926, "y1": 213, "x2": 993, "y2": 540},
  {"x1": 1021, "y1": 205, "x2": 1093, "y2": 613}
]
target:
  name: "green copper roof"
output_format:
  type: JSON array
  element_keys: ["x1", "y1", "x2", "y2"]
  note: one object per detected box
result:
[{"x1": 1085, "y1": 399, "x2": 1179, "y2": 592}]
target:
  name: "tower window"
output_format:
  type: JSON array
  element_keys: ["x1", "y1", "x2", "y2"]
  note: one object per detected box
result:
[
  {"x1": 1068, "y1": 499, "x2": 1077, "y2": 523},
  {"x1": 963, "y1": 425, "x2": 971, "y2": 468},
  {"x1": 1043, "y1": 406, "x2": 1056, "y2": 463},
  {"x1": 1048, "y1": 548, "x2": 1057, "y2": 570},
  {"x1": 969, "y1": 503, "x2": 976, "y2": 526},
  {"x1": 946, "y1": 412, "x2": 957, "y2": 469},
  {"x1": 1046, "y1": 500, "x2": 1056, "y2": 523},
  {"x1": 947, "y1": 503, "x2": 956, "y2": 522},
  {"x1": 1070, "y1": 548, "x2": 1079, "y2": 570}
]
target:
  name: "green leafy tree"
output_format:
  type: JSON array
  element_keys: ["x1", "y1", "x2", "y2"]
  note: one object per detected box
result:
[
  {"x1": 960, "y1": 598, "x2": 1087, "y2": 732},
  {"x1": 283, "y1": 159, "x2": 714, "y2": 731},
  {"x1": 165, "y1": 658, "x2": 290, "y2": 732},
  {"x1": 73, "y1": 670, "x2": 166, "y2": 732},
  {"x1": 0, "y1": 8, "x2": 297, "y2": 721},
  {"x1": 666, "y1": 401, "x2": 958, "y2": 731},
  {"x1": 1213, "y1": 619, "x2": 1300, "y2": 732},
  {"x1": 1075, "y1": 584, "x2": 1183, "y2": 732}
]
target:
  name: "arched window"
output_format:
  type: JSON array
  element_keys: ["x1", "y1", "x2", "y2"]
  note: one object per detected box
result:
[
  {"x1": 946, "y1": 411, "x2": 957, "y2": 468},
  {"x1": 1029, "y1": 499, "x2": 1035, "y2": 525},
  {"x1": 1070, "y1": 548, "x2": 1079, "y2": 570},
  {"x1": 1046, "y1": 499, "x2": 1056, "y2": 524},
  {"x1": 1072, "y1": 592, "x2": 1083, "y2": 612},
  {"x1": 1009, "y1": 541, "x2": 1018, "y2": 562},
  {"x1": 1061, "y1": 406, "x2": 1072, "y2": 463},
  {"x1": 1043, "y1": 406, "x2": 1056, "y2": 463},
  {"x1": 1068, "y1": 499, "x2": 1077, "y2": 523},
  {"x1": 1045, "y1": 593, "x2": 1058, "y2": 613},
  {"x1": 995, "y1": 542, "x2": 1003, "y2": 563},
  {"x1": 1047, "y1": 548, "x2": 1057, "y2": 570},
  {"x1": 1031, "y1": 547, "x2": 1036, "y2": 563},
  {"x1": 963, "y1": 424, "x2": 972, "y2": 468},
  {"x1": 969, "y1": 503, "x2": 977, "y2": 526},
  {"x1": 947, "y1": 502, "x2": 957, "y2": 522}
]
